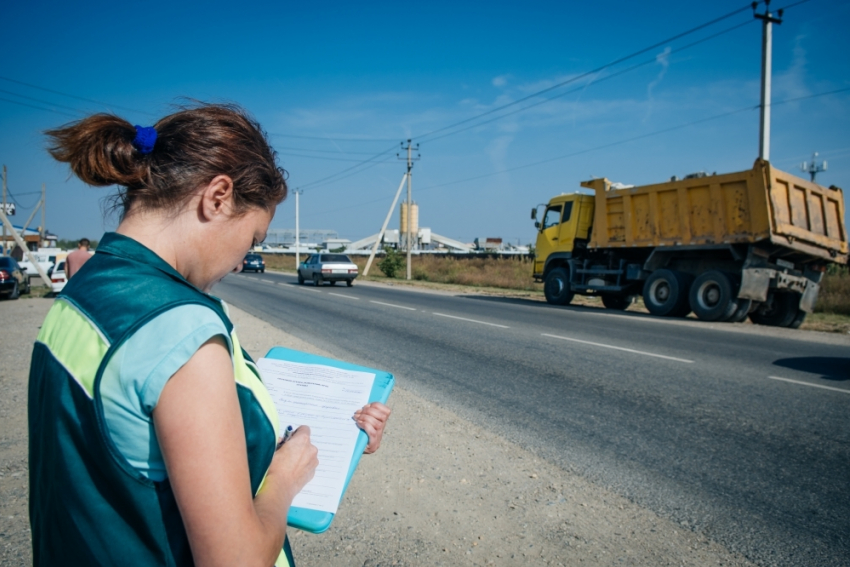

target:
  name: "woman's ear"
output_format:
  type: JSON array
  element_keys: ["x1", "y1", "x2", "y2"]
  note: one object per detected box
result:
[{"x1": 199, "y1": 175, "x2": 235, "y2": 222}]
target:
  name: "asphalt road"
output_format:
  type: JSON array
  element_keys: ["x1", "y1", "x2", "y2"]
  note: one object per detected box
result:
[{"x1": 216, "y1": 271, "x2": 850, "y2": 567}]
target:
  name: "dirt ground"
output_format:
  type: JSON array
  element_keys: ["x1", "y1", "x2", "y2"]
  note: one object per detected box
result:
[{"x1": 1, "y1": 297, "x2": 756, "y2": 566}]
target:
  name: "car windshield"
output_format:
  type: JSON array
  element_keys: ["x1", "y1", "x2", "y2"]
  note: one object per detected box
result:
[
  {"x1": 57, "y1": 261, "x2": 65, "y2": 271},
  {"x1": 0, "y1": 257, "x2": 14, "y2": 268},
  {"x1": 245, "y1": 254, "x2": 262, "y2": 261},
  {"x1": 320, "y1": 254, "x2": 351, "y2": 263}
]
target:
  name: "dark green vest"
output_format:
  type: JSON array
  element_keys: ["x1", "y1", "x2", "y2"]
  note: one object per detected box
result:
[{"x1": 28, "y1": 232, "x2": 293, "y2": 566}]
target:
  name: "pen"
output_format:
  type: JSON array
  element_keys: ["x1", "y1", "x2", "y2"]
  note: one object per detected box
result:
[{"x1": 276, "y1": 425, "x2": 294, "y2": 450}]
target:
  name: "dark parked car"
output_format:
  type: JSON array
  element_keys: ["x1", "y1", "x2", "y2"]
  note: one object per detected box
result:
[
  {"x1": 0, "y1": 256, "x2": 30, "y2": 299},
  {"x1": 297, "y1": 254, "x2": 359, "y2": 286},
  {"x1": 242, "y1": 253, "x2": 265, "y2": 273}
]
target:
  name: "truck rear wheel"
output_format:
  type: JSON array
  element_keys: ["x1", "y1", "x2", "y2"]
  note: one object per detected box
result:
[
  {"x1": 601, "y1": 294, "x2": 634, "y2": 311},
  {"x1": 544, "y1": 268, "x2": 574, "y2": 305},
  {"x1": 690, "y1": 270, "x2": 738, "y2": 322},
  {"x1": 749, "y1": 293, "x2": 800, "y2": 327},
  {"x1": 726, "y1": 298, "x2": 753, "y2": 323},
  {"x1": 643, "y1": 269, "x2": 691, "y2": 317},
  {"x1": 788, "y1": 310, "x2": 807, "y2": 329}
]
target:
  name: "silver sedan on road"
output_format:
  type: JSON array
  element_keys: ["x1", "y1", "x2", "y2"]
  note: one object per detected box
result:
[{"x1": 297, "y1": 254, "x2": 359, "y2": 286}]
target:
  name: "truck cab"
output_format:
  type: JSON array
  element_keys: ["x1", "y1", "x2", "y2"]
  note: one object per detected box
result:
[{"x1": 532, "y1": 193, "x2": 594, "y2": 278}]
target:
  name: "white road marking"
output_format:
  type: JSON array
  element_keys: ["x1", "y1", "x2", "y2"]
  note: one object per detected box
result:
[
  {"x1": 433, "y1": 313, "x2": 510, "y2": 328},
  {"x1": 296, "y1": 286, "x2": 322, "y2": 293},
  {"x1": 541, "y1": 333, "x2": 694, "y2": 363},
  {"x1": 261, "y1": 279, "x2": 275, "y2": 284},
  {"x1": 370, "y1": 300, "x2": 416, "y2": 311},
  {"x1": 767, "y1": 376, "x2": 850, "y2": 394},
  {"x1": 328, "y1": 292, "x2": 360, "y2": 300}
]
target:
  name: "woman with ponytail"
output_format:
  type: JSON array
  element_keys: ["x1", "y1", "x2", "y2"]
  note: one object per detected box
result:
[{"x1": 29, "y1": 104, "x2": 390, "y2": 567}]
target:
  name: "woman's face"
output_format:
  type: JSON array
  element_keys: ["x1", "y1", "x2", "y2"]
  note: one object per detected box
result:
[{"x1": 203, "y1": 206, "x2": 273, "y2": 292}]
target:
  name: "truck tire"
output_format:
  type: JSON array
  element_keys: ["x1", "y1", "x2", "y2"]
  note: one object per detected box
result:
[
  {"x1": 749, "y1": 293, "x2": 799, "y2": 327},
  {"x1": 787, "y1": 310, "x2": 806, "y2": 329},
  {"x1": 690, "y1": 270, "x2": 738, "y2": 322},
  {"x1": 726, "y1": 298, "x2": 753, "y2": 323},
  {"x1": 643, "y1": 269, "x2": 691, "y2": 317},
  {"x1": 601, "y1": 294, "x2": 634, "y2": 311},
  {"x1": 544, "y1": 268, "x2": 574, "y2": 305}
]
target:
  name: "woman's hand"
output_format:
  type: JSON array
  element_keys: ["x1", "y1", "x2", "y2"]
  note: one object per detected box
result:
[
  {"x1": 353, "y1": 402, "x2": 391, "y2": 454},
  {"x1": 268, "y1": 426, "x2": 318, "y2": 500}
]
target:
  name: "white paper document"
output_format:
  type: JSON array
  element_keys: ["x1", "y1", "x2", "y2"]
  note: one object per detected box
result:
[{"x1": 257, "y1": 357, "x2": 374, "y2": 514}]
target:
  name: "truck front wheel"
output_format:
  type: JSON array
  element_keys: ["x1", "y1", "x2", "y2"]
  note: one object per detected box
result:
[
  {"x1": 643, "y1": 269, "x2": 691, "y2": 317},
  {"x1": 544, "y1": 268, "x2": 574, "y2": 306}
]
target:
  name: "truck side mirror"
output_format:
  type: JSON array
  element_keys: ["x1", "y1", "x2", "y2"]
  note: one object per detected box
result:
[
  {"x1": 531, "y1": 208, "x2": 537, "y2": 220},
  {"x1": 534, "y1": 221, "x2": 540, "y2": 229}
]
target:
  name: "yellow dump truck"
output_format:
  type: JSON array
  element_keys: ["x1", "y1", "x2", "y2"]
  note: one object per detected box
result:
[{"x1": 531, "y1": 159, "x2": 848, "y2": 328}]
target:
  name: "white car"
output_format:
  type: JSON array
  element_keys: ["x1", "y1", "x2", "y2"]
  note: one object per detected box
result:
[
  {"x1": 297, "y1": 254, "x2": 359, "y2": 286},
  {"x1": 19, "y1": 251, "x2": 54, "y2": 279},
  {"x1": 50, "y1": 261, "x2": 67, "y2": 293}
]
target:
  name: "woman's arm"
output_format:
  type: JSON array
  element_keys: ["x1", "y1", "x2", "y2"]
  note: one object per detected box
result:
[{"x1": 154, "y1": 337, "x2": 318, "y2": 567}]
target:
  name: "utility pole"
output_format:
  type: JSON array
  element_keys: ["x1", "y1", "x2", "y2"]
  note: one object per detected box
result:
[
  {"x1": 801, "y1": 152, "x2": 827, "y2": 182},
  {"x1": 2, "y1": 166, "x2": 7, "y2": 256},
  {"x1": 399, "y1": 140, "x2": 419, "y2": 280},
  {"x1": 363, "y1": 173, "x2": 408, "y2": 277},
  {"x1": 754, "y1": 0, "x2": 783, "y2": 162},
  {"x1": 294, "y1": 188, "x2": 303, "y2": 268},
  {"x1": 41, "y1": 183, "x2": 46, "y2": 246}
]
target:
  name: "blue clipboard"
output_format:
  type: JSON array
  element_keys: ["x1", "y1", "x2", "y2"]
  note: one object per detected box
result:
[{"x1": 263, "y1": 346, "x2": 394, "y2": 534}]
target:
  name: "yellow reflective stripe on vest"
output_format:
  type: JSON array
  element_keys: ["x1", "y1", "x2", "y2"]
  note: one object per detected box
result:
[
  {"x1": 230, "y1": 330, "x2": 280, "y2": 440},
  {"x1": 36, "y1": 299, "x2": 110, "y2": 398}
]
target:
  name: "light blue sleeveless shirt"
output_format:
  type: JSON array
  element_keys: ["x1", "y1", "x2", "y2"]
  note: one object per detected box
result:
[{"x1": 99, "y1": 304, "x2": 230, "y2": 481}]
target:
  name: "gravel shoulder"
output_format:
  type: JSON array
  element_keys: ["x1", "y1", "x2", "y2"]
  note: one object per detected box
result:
[{"x1": 2, "y1": 298, "x2": 756, "y2": 567}]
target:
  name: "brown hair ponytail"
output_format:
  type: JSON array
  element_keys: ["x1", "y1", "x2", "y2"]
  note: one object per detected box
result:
[
  {"x1": 46, "y1": 104, "x2": 287, "y2": 216},
  {"x1": 46, "y1": 114, "x2": 147, "y2": 188}
]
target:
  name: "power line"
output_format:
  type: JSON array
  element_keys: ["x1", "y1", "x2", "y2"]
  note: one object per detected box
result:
[
  {"x1": 298, "y1": 154, "x2": 399, "y2": 191},
  {"x1": 268, "y1": 132, "x2": 399, "y2": 142},
  {"x1": 0, "y1": 75, "x2": 156, "y2": 117},
  {"x1": 0, "y1": 89, "x2": 85, "y2": 114},
  {"x1": 422, "y1": 19, "x2": 757, "y2": 144},
  {"x1": 0, "y1": 96, "x2": 79, "y2": 118},
  {"x1": 298, "y1": 145, "x2": 399, "y2": 190},
  {"x1": 6, "y1": 185, "x2": 42, "y2": 210},
  {"x1": 415, "y1": 2, "x2": 759, "y2": 143},
  {"x1": 279, "y1": 152, "x2": 392, "y2": 163},
  {"x1": 414, "y1": 87, "x2": 849, "y2": 193},
  {"x1": 274, "y1": 145, "x2": 387, "y2": 155}
]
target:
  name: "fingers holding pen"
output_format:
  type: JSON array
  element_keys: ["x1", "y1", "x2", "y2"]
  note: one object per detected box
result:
[{"x1": 270, "y1": 425, "x2": 319, "y2": 495}]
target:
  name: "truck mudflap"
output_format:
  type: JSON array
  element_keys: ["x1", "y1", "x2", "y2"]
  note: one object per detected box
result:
[{"x1": 739, "y1": 268, "x2": 819, "y2": 313}]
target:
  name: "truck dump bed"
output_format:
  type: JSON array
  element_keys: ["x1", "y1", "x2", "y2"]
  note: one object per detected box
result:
[{"x1": 581, "y1": 159, "x2": 847, "y2": 263}]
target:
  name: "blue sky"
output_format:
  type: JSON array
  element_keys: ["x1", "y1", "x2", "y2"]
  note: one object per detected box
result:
[{"x1": 1, "y1": 0, "x2": 848, "y2": 245}]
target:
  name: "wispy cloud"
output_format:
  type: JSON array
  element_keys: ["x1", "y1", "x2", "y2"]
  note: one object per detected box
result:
[
  {"x1": 773, "y1": 34, "x2": 811, "y2": 103},
  {"x1": 644, "y1": 46, "x2": 672, "y2": 122}
]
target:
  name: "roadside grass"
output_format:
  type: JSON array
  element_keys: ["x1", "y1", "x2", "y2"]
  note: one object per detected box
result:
[
  {"x1": 260, "y1": 253, "x2": 850, "y2": 333},
  {"x1": 816, "y1": 265, "x2": 849, "y2": 315},
  {"x1": 22, "y1": 281, "x2": 54, "y2": 299}
]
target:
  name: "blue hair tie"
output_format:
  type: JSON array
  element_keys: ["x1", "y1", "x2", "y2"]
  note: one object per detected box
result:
[{"x1": 132, "y1": 125, "x2": 157, "y2": 154}]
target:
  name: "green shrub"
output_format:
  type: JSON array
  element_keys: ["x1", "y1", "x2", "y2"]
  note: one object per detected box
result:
[{"x1": 378, "y1": 247, "x2": 406, "y2": 278}]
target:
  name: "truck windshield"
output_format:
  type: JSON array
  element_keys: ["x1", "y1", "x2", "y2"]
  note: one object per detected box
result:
[{"x1": 542, "y1": 206, "x2": 562, "y2": 229}]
